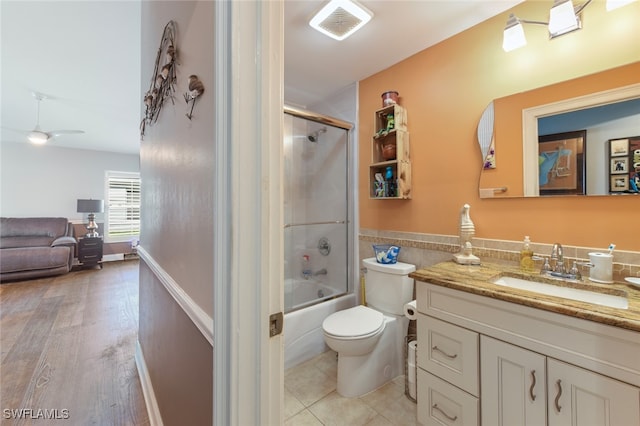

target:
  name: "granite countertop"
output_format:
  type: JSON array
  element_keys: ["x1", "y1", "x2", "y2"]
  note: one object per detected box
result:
[{"x1": 410, "y1": 260, "x2": 640, "y2": 333}]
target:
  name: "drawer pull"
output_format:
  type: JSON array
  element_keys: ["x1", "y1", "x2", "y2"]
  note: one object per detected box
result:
[
  {"x1": 432, "y1": 403, "x2": 457, "y2": 422},
  {"x1": 554, "y1": 379, "x2": 562, "y2": 412},
  {"x1": 529, "y1": 370, "x2": 537, "y2": 401},
  {"x1": 432, "y1": 345, "x2": 458, "y2": 359}
]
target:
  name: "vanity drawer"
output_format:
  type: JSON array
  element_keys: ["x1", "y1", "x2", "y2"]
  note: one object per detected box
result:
[
  {"x1": 417, "y1": 314, "x2": 479, "y2": 396},
  {"x1": 417, "y1": 369, "x2": 478, "y2": 426}
]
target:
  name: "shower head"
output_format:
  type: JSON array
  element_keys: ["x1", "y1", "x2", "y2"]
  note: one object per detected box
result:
[{"x1": 307, "y1": 127, "x2": 327, "y2": 142}]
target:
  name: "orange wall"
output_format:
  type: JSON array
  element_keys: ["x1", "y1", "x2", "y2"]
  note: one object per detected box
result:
[{"x1": 359, "y1": 0, "x2": 640, "y2": 251}]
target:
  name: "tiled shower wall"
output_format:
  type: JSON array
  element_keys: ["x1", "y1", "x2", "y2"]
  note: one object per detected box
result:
[{"x1": 359, "y1": 228, "x2": 640, "y2": 280}]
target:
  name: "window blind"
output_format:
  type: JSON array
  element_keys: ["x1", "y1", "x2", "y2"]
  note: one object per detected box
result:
[{"x1": 106, "y1": 171, "x2": 141, "y2": 240}]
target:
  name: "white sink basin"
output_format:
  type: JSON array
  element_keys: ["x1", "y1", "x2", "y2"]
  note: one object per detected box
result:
[{"x1": 492, "y1": 276, "x2": 628, "y2": 310}]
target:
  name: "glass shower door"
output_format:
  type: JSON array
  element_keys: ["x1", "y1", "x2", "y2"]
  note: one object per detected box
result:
[{"x1": 283, "y1": 111, "x2": 350, "y2": 313}]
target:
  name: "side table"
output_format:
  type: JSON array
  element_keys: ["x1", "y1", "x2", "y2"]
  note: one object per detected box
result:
[{"x1": 78, "y1": 236, "x2": 103, "y2": 269}]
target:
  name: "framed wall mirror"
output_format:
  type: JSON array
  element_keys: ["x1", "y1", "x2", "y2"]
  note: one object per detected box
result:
[{"x1": 478, "y1": 62, "x2": 640, "y2": 198}]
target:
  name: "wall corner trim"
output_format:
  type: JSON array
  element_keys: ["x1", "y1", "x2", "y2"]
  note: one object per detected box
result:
[
  {"x1": 135, "y1": 341, "x2": 164, "y2": 426},
  {"x1": 137, "y1": 246, "x2": 213, "y2": 346}
]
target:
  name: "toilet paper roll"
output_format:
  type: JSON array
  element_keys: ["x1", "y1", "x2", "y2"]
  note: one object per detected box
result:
[
  {"x1": 404, "y1": 300, "x2": 417, "y2": 320},
  {"x1": 408, "y1": 340, "x2": 417, "y2": 366}
]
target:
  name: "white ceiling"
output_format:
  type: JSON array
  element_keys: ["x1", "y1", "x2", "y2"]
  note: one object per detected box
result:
[
  {"x1": 1, "y1": 1, "x2": 142, "y2": 155},
  {"x1": 284, "y1": 0, "x2": 523, "y2": 108},
  {"x1": 1, "y1": 0, "x2": 522, "y2": 155}
]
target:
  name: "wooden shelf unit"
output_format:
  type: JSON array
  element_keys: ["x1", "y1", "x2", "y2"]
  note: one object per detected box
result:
[{"x1": 369, "y1": 104, "x2": 411, "y2": 199}]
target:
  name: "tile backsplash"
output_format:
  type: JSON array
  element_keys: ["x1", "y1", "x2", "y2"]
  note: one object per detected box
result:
[{"x1": 359, "y1": 228, "x2": 640, "y2": 280}]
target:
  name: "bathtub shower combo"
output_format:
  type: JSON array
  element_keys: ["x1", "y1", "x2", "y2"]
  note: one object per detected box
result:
[{"x1": 283, "y1": 106, "x2": 355, "y2": 369}]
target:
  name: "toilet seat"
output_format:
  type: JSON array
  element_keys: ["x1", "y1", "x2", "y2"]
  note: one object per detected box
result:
[{"x1": 322, "y1": 305, "x2": 384, "y2": 339}]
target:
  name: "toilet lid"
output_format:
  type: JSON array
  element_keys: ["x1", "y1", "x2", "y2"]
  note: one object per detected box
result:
[{"x1": 322, "y1": 305, "x2": 384, "y2": 338}]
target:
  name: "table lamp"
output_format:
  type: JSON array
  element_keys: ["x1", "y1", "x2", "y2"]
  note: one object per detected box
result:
[{"x1": 77, "y1": 199, "x2": 104, "y2": 238}]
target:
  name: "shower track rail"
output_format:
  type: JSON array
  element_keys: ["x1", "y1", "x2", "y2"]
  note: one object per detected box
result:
[{"x1": 283, "y1": 220, "x2": 346, "y2": 229}]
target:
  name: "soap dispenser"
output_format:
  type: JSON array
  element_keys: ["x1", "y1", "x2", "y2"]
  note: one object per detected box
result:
[{"x1": 520, "y1": 236, "x2": 534, "y2": 272}]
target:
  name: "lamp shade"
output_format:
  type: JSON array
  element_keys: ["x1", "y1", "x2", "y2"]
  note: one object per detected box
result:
[
  {"x1": 503, "y1": 15, "x2": 527, "y2": 52},
  {"x1": 606, "y1": 0, "x2": 637, "y2": 10},
  {"x1": 549, "y1": 0, "x2": 578, "y2": 35},
  {"x1": 77, "y1": 199, "x2": 104, "y2": 213}
]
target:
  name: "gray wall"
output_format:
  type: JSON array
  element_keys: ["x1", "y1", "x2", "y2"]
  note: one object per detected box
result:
[
  {"x1": 139, "y1": 1, "x2": 214, "y2": 423},
  {"x1": 0, "y1": 142, "x2": 139, "y2": 221},
  {"x1": 140, "y1": 0, "x2": 214, "y2": 317}
]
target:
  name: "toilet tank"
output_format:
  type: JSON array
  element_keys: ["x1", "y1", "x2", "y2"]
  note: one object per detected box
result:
[{"x1": 363, "y1": 257, "x2": 415, "y2": 315}]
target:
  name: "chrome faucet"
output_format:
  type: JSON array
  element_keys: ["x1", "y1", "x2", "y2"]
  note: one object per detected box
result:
[
  {"x1": 550, "y1": 243, "x2": 565, "y2": 273},
  {"x1": 313, "y1": 268, "x2": 327, "y2": 276},
  {"x1": 543, "y1": 243, "x2": 582, "y2": 280}
]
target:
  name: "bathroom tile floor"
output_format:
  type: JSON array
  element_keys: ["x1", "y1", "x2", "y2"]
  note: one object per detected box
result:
[{"x1": 284, "y1": 350, "x2": 418, "y2": 425}]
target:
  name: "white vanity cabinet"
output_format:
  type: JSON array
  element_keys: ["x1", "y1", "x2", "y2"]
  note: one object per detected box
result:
[
  {"x1": 417, "y1": 316, "x2": 479, "y2": 425},
  {"x1": 482, "y1": 336, "x2": 640, "y2": 426},
  {"x1": 481, "y1": 336, "x2": 546, "y2": 426},
  {"x1": 416, "y1": 281, "x2": 640, "y2": 426},
  {"x1": 547, "y1": 358, "x2": 640, "y2": 426}
]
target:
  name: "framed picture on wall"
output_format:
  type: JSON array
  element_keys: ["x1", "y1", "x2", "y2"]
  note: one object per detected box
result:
[
  {"x1": 538, "y1": 130, "x2": 586, "y2": 195},
  {"x1": 610, "y1": 157, "x2": 628, "y2": 174},
  {"x1": 608, "y1": 136, "x2": 640, "y2": 194},
  {"x1": 610, "y1": 138, "x2": 629, "y2": 157},
  {"x1": 610, "y1": 175, "x2": 629, "y2": 192}
]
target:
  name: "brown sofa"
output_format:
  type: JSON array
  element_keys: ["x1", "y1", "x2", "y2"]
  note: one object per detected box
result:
[{"x1": 0, "y1": 217, "x2": 77, "y2": 282}]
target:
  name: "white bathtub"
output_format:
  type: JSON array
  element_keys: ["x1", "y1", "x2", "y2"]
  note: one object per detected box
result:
[{"x1": 284, "y1": 278, "x2": 355, "y2": 369}]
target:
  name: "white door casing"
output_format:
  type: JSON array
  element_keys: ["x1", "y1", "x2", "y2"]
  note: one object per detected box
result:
[{"x1": 213, "y1": 1, "x2": 284, "y2": 425}]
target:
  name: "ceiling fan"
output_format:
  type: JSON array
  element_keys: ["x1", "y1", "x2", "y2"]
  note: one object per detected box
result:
[{"x1": 23, "y1": 92, "x2": 85, "y2": 145}]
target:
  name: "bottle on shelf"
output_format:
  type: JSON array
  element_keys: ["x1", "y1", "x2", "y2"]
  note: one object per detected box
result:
[
  {"x1": 520, "y1": 236, "x2": 534, "y2": 272},
  {"x1": 384, "y1": 166, "x2": 396, "y2": 197}
]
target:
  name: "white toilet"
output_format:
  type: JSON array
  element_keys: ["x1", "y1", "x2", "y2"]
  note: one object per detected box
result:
[{"x1": 322, "y1": 257, "x2": 415, "y2": 397}]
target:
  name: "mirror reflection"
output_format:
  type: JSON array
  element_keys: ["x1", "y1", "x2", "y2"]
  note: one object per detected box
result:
[
  {"x1": 539, "y1": 99, "x2": 640, "y2": 195},
  {"x1": 478, "y1": 62, "x2": 640, "y2": 198}
]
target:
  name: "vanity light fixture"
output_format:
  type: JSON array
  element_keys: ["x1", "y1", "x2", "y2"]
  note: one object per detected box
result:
[
  {"x1": 503, "y1": 0, "x2": 599, "y2": 52},
  {"x1": 502, "y1": 13, "x2": 548, "y2": 52},
  {"x1": 309, "y1": 0, "x2": 373, "y2": 41},
  {"x1": 606, "y1": 0, "x2": 638, "y2": 10},
  {"x1": 548, "y1": 0, "x2": 582, "y2": 35}
]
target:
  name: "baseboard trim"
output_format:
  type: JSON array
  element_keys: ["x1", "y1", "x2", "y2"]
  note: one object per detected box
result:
[
  {"x1": 135, "y1": 341, "x2": 164, "y2": 426},
  {"x1": 137, "y1": 246, "x2": 213, "y2": 346},
  {"x1": 103, "y1": 253, "x2": 125, "y2": 262}
]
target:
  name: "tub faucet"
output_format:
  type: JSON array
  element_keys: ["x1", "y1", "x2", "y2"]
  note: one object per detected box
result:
[
  {"x1": 313, "y1": 268, "x2": 327, "y2": 276},
  {"x1": 550, "y1": 243, "x2": 565, "y2": 273}
]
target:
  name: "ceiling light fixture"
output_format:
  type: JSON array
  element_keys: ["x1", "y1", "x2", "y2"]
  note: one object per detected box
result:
[
  {"x1": 27, "y1": 130, "x2": 48, "y2": 145},
  {"x1": 309, "y1": 0, "x2": 373, "y2": 41}
]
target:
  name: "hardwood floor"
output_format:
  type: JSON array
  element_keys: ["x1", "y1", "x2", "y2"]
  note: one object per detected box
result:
[{"x1": 0, "y1": 260, "x2": 149, "y2": 425}]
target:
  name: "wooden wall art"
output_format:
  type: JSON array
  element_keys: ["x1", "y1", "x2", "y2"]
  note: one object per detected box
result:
[{"x1": 140, "y1": 20, "x2": 178, "y2": 138}]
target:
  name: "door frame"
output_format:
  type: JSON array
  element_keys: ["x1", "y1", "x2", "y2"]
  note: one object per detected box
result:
[{"x1": 213, "y1": 1, "x2": 283, "y2": 424}]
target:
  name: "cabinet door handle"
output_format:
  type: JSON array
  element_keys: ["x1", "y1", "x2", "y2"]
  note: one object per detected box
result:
[
  {"x1": 432, "y1": 345, "x2": 458, "y2": 359},
  {"x1": 529, "y1": 370, "x2": 537, "y2": 401},
  {"x1": 554, "y1": 379, "x2": 563, "y2": 412},
  {"x1": 432, "y1": 403, "x2": 458, "y2": 422}
]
